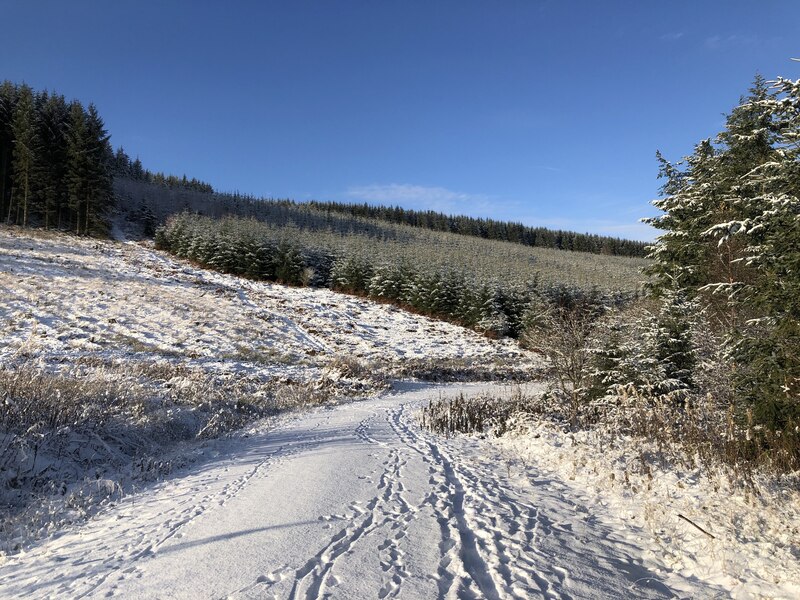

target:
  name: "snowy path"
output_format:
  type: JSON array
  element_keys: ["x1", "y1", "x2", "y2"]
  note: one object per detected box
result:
[{"x1": 0, "y1": 383, "x2": 712, "y2": 599}]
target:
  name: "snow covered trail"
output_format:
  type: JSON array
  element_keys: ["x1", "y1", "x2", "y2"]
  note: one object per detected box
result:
[{"x1": 0, "y1": 383, "x2": 717, "y2": 600}]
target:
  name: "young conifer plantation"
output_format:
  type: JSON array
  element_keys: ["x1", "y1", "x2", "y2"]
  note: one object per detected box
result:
[{"x1": 153, "y1": 211, "x2": 641, "y2": 339}]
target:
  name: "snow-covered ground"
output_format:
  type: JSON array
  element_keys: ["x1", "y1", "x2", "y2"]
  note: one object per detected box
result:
[
  {"x1": 2, "y1": 226, "x2": 797, "y2": 599},
  {"x1": 0, "y1": 225, "x2": 538, "y2": 554},
  {"x1": 0, "y1": 227, "x2": 532, "y2": 378},
  {"x1": 495, "y1": 421, "x2": 800, "y2": 599},
  {"x1": 0, "y1": 382, "x2": 731, "y2": 600}
]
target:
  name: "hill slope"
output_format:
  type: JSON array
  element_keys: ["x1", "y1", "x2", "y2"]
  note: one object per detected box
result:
[
  {"x1": 1, "y1": 226, "x2": 795, "y2": 599},
  {"x1": 0, "y1": 226, "x2": 533, "y2": 375},
  {"x1": 0, "y1": 225, "x2": 538, "y2": 550}
]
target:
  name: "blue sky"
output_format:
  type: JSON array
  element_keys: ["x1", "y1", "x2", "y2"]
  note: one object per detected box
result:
[{"x1": 2, "y1": 1, "x2": 799, "y2": 240}]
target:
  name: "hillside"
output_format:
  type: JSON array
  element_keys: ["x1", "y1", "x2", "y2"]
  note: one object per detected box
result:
[
  {"x1": 0, "y1": 225, "x2": 539, "y2": 549},
  {"x1": 115, "y1": 178, "x2": 649, "y2": 296},
  {"x1": 0, "y1": 227, "x2": 532, "y2": 374},
  {"x1": 1, "y1": 227, "x2": 797, "y2": 599}
]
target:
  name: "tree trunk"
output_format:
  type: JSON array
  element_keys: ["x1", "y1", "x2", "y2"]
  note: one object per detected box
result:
[
  {"x1": 85, "y1": 193, "x2": 90, "y2": 235},
  {"x1": 0, "y1": 148, "x2": 7, "y2": 219},
  {"x1": 22, "y1": 170, "x2": 28, "y2": 227},
  {"x1": 6, "y1": 186, "x2": 13, "y2": 224}
]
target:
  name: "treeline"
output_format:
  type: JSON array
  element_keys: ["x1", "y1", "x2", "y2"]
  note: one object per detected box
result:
[
  {"x1": 155, "y1": 213, "x2": 630, "y2": 338},
  {"x1": 0, "y1": 80, "x2": 215, "y2": 237},
  {"x1": 111, "y1": 147, "x2": 213, "y2": 193},
  {"x1": 307, "y1": 200, "x2": 648, "y2": 258},
  {"x1": 0, "y1": 81, "x2": 113, "y2": 234}
]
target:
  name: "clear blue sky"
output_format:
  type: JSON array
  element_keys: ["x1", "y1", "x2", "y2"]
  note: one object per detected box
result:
[{"x1": 2, "y1": 1, "x2": 799, "y2": 240}]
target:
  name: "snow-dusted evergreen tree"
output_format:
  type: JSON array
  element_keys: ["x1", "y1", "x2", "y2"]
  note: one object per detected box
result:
[
  {"x1": 476, "y1": 285, "x2": 510, "y2": 336},
  {"x1": 647, "y1": 73, "x2": 800, "y2": 434},
  {"x1": 648, "y1": 289, "x2": 699, "y2": 393},
  {"x1": 703, "y1": 76, "x2": 800, "y2": 429},
  {"x1": 330, "y1": 254, "x2": 374, "y2": 293},
  {"x1": 646, "y1": 76, "x2": 776, "y2": 325},
  {"x1": 272, "y1": 240, "x2": 305, "y2": 285},
  {"x1": 368, "y1": 261, "x2": 412, "y2": 302}
]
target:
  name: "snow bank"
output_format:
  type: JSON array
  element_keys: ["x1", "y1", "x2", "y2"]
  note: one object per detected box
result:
[{"x1": 495, "y1": 421, "x2": 800, "y2": 599}]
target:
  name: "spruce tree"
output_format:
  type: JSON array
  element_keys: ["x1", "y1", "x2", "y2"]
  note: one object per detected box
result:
[
  {"x1": 647, "y1": 73, "x2": 800, "y2": 435},
  {"x1": 0, "y1": 81, "x2": 17, "y2": 222},
  {"x1": 82, "y1": 104, "x2": 113, "y2": 234},
  {"x1": 66, "y1": 101, "x2": 88, "y2": 233},
  {"x1": 35, "y1": 92, "x2": 69, "y2": 229},
  {"x1": 10, "y1": 84, "x2": 36, "y2": 226}
]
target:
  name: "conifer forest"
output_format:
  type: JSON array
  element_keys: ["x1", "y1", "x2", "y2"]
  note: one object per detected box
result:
[{"x1": 0, "y1": 82, "x2": 113, "y2": 235}]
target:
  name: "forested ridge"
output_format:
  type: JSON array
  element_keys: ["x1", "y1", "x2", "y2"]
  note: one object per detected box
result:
[
  {"x1": 2, "y1": 82, "x2": 649, "y2": 260},
  {"x1": 110, "y1": 147, "x2": 213, "y2": 193},
  {"x1": 307, "y1": 200, "x2": 648, "y2": 257}
]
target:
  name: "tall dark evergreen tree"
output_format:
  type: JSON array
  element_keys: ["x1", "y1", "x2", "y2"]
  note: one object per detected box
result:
[
  {"x1": 646, "y1": 73, "x2": 800, "y2": 435},
  {"x1": 82, "y1": 103, "x2": 114, "y2": 234},
  {"x1": 34, "y1": 92, "x2": 69, "y2": 229},
  {"x1": 0, "y1": 81, "x2": 16, "y2": 222},
  {"x1": 10, "y1": 84, "x2": 36, "y2": 226},
  {"x1": 66, "y1": 100, "x2": 88, "y2": 234}
]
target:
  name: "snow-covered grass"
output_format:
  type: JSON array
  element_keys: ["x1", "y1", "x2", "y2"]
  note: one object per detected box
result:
[
  {"x1": 0, "y1": 226, "x2": 534, "y2": 374},
  {"x1": 420, "y1": 390, "x2": 800, "y2": 598},
  {"x1": 0, "y1": 225, "x2": 542, "y2": 553},
  {"x1": 497, "y1": 421, "x2": 800, "y2": 599}
]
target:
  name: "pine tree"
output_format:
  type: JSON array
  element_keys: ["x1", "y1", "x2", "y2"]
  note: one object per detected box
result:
[
  {"x1": 647, "y1": 73, "x2": 800, "y2": 434},
  {"x1": 708, "y1": 76, "x2": 800, "y2": 429},
  {"x1": 0, "y1": 81, "x2": 17, "y2": 222},
  {"x1": 83, "y1": 104, "x2": 113, "y2": 234},
  {"x1": 66, "y1": 101, "x2": 88, "y2": 233},
  {"x1": 10, "y1": 84, "x2": 36, "y2": 226},
  {"x1": 35, "y1": 92, "x2": 69, "y2": 229}
]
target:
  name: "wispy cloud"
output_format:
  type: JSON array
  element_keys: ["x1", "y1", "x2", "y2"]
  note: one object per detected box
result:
[
  {"x1": 659, "y1": 32, "x2": 685, "y2": 41},
  {"x1": 344, "y1": 183, "x2": 492, "y2": 214},
  {"x1": 704, "y1": 33, "x2": 760, "y2": 50}
]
